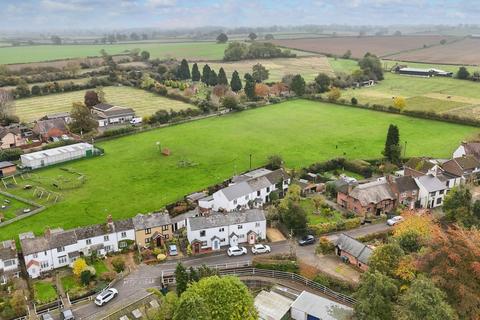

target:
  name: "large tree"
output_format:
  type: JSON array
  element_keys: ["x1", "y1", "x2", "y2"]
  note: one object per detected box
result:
[
  {"x1": 443, "y1": 186, "x2": 479, "y2": 227},
  {"x1": 230, "y1": 70, "x2": 242, "y2": 92},
  {"x1": 396, "y1": 276, "x2": 457, "y2": 320},
  {"x1": 358, "y1": 52, "x2": 384, "y2": 80},
  {"x1": 354, "y1": 271, "x2": 398, "y2": 320},
  {"x1": 457, "y1": 66, "x2": 470, "y2": 80},
  {"x1": 223, "y1": 42, "x2": 248, "y2": 61},
  {"x1": 368, "y1": 242, "x2": 405, "y2": 278},
  {"x1": 216, "y1": 33, "x2": 228, "y2": 43},
  {"x1": 84, "y1": 90, "x2": 100, "y2": 108},
  {"x1": 178, "y1": 59, "x2": 191, "y2": 80},
  {"x1": 290, "y1": 74, "x2": 306, "y2": 96},
  {"x1": 252, "y1": 63, "x2": 269, "y2": 83},
  {"x1": 383, "y1": 124, "x2": 401, "y2": 163},
  {"x1": 140, "y1": 50, "x2": 150, "y2": 61},
  {"x1": 208, "y1": 69, "x2": 218, "y2": 86},
  {"x1": 217, "y1": 67, "x2": 228, "y2": 86},
  {"x1": 243, "y1": 73, "x2": 256, "y2": 100},
  {"x1": 417, "y1": 226, "x2": 480, "y2": 319},
  {"x1": 314, "y1": 73, "x2": 331, "y2": 93},
  {"x1": 69, "y1": 102, "x2": 98, "y2": 134},
  {"x1": 175, "y1": 262, "x2": 189, "y2": 296},
  {"x1": 279, "y1": 185, "x2": 307, "y2": 235},
  {"x1": 191, "y1": 63, "x2": 201, "y2": 81},
  {"x1": 174, "y1": 276, "x2": 257, "y2": 320},
  {"x1": 201, "y1": 64, "x2": 211, "y2": 83},
  {"x1": 0, "y1": 89, "x2": 15, "y2": 118},
  {"x1": 248, "y1": 32, "x2": 257, "y2": 41}
]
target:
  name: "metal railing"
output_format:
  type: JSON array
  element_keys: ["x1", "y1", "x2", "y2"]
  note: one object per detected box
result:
[
  {"x1": 161, "y1": 260, "x2": 252, "y2": 279},
  {"x1": 162, "y1": 266, "x2": 356, "y2": 307}
]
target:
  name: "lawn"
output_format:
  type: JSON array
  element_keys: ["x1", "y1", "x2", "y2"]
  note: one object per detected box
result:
[
  {"x1": 0, "y1": 99, "x2": 477, "y2": 241},
  {"x1": 33, "y1": 281, "x2": 57, "y2": 304},
  {"x1": 299, "y1": 198, "x2": 344, "y2": 225},
  {"x1": 61, "y1": 275, "x2": 79, "y2": 293},
  {"x1": 208, "y1": 56, "x2": 333, "y2": 82},
  {"x1": 0, "y1": 194, "x2": 35, "y2": 222},
  {"x1": 92, "y1": 260, "x2": 109, "y2": 275},
  {"x1": 0, "y1": 42, "x2": 228, "y2": 64},
  {"x1": 327, "y1": 58, "x2": 480, "y2": 120},
  {"x1": 14, "y1": 86, "x2": 194, "y2": 122}
]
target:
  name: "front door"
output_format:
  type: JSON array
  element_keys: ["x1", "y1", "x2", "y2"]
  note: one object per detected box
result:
[
  {"x1": 156, "y1": 237, "x2": 162, "y2": 247},
  {"x1": 212, "y1": 239, "x2": 220, "y2": 251},
  {"x1": 193, "y1": 242, "x2": 201, "y2": 254},
  {"x1": 248, "y1": 233, "x2": 256, "y2": 245},
  {"x1": 230, "y1": 235, "x2": 238, "y2": 247}
]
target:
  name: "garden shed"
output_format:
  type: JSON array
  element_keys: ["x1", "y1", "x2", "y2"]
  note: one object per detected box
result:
[{"x1": 21, "y1": 143, "x2": 94, "y2": 170}]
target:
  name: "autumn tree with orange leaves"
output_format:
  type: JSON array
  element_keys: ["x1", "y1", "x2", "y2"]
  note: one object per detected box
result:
[
  {"x1": 416, "y1": 226, "x2": 480, "y2": 319},
  {"x1": 254, "y1": 83, "x2": 270, "y2": 97},
  {"x1": 393, "y1": 211, "x2": 436, "y2": 253}
]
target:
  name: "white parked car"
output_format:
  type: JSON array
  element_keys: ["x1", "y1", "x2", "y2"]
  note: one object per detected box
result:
[
  {"x1": 227, "y1": 246, "x2": 247, "y2": 257},
  {"x1": 94, "y1": 288, "x2": 118, "y2": 306},
  {"x1": 387, "y1": 216, "x2": 404, "y2": 226},
  {"x1": 251, "y1": 244, "x2": 271, "y2": 254}
]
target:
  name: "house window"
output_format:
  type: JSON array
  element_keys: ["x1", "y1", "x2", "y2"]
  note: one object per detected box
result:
[
  {"x1": 233, "y1": 200, "x2": 237, "y2": 205},
  {"x1": 221, "y1": 238, "x2": 226, "y2": 242},
  {"x1": 245, "y1": 195, "x2": 249, "y2": 200},
  {"x1": 145, "y1": 228, "x2": 151, "y2": 235},
  {"x1": 439, "y1": 190, "x2": 444, "y2": 195},
  {"x1": 119, "y1": 241, "x2": 127, "y2": 248},
  {"x1": 86, "y1": 239, "x2": 92, "y2": 245},
  {"x1": 145, "y1": 238, "x2": 151, "y2": 244},
  {"x1": 33, "y1": 253, "x2": 38, "y2": 258},
  {"x1": 412, "y1": 190, "x2": 417, "y2": 195},
  {"x1": 201, "y1": 241, "x2": 207, "y2": 247},
  {"x1": 104, "y1": 235, "x2": 109, "y2": 241},
  {"x1": 430, "y1": 192, "x2": 436, "y2": 197},
  {"x1": 41, "y1": 261, "x2": 49, "y2": 268},
  {"x1": 4, "y1": 259, "x2": 15, "y2": 267},
  {"x1": 238, "y1": 225, "x2": 243, "y2": 229},
  {"x1": 239, "y1": 235, "x2": 244, "y2": 239},
  {"x1": 121, "y1": 232, "x2": 127, "y2": 238},
  {"x1": 164, "y1": 234, "x2": 169, "y2": 240},
  {"x1": 200, "y1": 230, "x2": 206, "y2": 237},
  {"x1": 266, "y1": 187, "x2": 270, "y2": 193},
  {"x1": 255, "y1": 222, "x2": 260, "y2": 227},
  {"x1": 58, "y1": 256, "x2": 67, "y2": 264},
  {"x1": 162, "y1": 225, "x2": 169, "y2": 231},
  {"x1": 436, "y1": 198, "x2": 442, "y2": 205},
  {"x1": 257, "y1": 190, "x2": 261, "y2": 196},
  {"x1": 219, "y1": 227, "x2": 224, "y2": 232},
  {"x1": 105, "y1": 245, "x2": 112, "y2": 252},
  {"x1": 57, "y1": 246, "x2": 65, "y2": 253}
]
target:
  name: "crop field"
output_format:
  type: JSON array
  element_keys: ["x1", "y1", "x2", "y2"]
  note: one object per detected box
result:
[
  {"x1": 0, "y1": 99, "x2": 476, "y2": 241},
  {"x1": 327, "y1": 58, "x2": 480, "y2": 119},
  {"x1": 208, "y1": 56, "x2": 334, "y2": 82},
  {"x1": 14, "y1": 86, "x2": 193, "y2": 122},
  {"x1": 386, "y1": 38, "x2": 480, "y2": 65},
  {"x1": 0, "y1": 42, "x2": 228, "y2": 64},
  {"x1": 272, "y1": 36, "x2": 456, "y2": 59}
]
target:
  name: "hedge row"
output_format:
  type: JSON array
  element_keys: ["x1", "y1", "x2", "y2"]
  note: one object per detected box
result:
[
  {"x1": 253, "y1": 260, "x2": 299, "y2": 273},
  {"x1": 308, "y1": 217, "x2": 362, "y2": 235},
  {"x1": 306, "y1": 157, "x2": 373, "y2": 178},
  {"x1": 306, "y1": 95, "x2": 480, "y2": 127}
]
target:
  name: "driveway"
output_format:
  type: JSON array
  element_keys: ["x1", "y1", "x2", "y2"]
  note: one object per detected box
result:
[{"x1": 72, "y1": 224, "x2": 390, "y2": 319}]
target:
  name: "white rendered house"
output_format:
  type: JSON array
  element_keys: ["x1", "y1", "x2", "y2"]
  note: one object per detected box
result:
[{"x1": 0, "y1": 240, "x2": 20, "y2": 285}]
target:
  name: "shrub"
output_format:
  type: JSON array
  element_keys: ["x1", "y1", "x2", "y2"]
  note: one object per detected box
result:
[
  {"x1": 315, "y1": 237, "x2": 335, "y2": 254},
  {"x1": 344, "y1": 217, "x2": 361, "y2": 229},
  {"x1": 102, "y1": 126, "x2": 136, "y2": 138},
  {"x1": 313, "y1": 273, "x2": 356, "y2": 295},
  {"x1": 100, "y1": 271, "x2": 116, "y2": 282},
  {"x1": 0, "y1": 148, "x2": 22, "y2": 161},
  {"x1": 80, "y1": 270, "x2": 92, "y2": 286},
  {"x1": 111, "y1": 257, "x2": 125, "y2": 273},
  {"x1": 351, "y1": 97, "x2": 358, "y2": 105}
]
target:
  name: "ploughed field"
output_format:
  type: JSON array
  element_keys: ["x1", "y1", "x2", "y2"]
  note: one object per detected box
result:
[
  {"x1": 14, "y1": 86, "x2": 194, "y2": 122},
  {"x1": 0, "y1": 99, "x2": 476, "y2": 241},
  {"x1": 272, "y1": 35, "x2": 456, "y2": 59}
]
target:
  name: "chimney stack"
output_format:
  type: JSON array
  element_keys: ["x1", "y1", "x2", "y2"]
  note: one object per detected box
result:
[
  {"x1": 107, "y1": 214, "x2": 113, "y2": 224},
  {"x1": 45, "y1": 227, "x2": 51, "y2": 238}
]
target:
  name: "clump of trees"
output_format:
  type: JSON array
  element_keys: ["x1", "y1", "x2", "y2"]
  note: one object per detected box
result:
[
  {"x1": 223, "y1": 42, "x2": 296, "y2": 61},
  {"x1": 383, "y1": 124, "x2": 401, "y2": 164},
  {"x1": 69, "y1": 101, "x2": 98, "y2": 134}
]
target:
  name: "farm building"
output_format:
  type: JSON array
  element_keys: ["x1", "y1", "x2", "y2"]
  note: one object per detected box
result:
[
  {"x1": 20, "y1": 143, "x2": 94, "y2": 169},
  {"x1": 396, "y1": 67, "x2": 453, "y2": 77},
  {"x1": 92, "y1": 103, "x2": 136, "y2": 127}
]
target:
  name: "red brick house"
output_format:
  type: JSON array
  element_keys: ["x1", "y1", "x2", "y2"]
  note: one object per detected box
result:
[
  {"x1": 33, "y1": 118, "x2": 68, "y2": 142},
  {"x1": 335, "y1": 234, "x2": 372, "y2": 271},
  {"x1": 390, "y1": 175, "x2": 419, "y2": 210},
  {"x1": 337, "y1": 179, "x2": 396, "y2": 217}
]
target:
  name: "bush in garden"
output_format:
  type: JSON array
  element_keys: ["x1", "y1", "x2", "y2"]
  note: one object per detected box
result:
[
  {"x1": 111, "y1": 257, "x2": 125, "y2": 273},
  {"x1": 315, "y1": 237, "x2": 335, "y2": 254},
  {"x1": 100, "y1": 271, "x2": 116, "y2": 282},
  {"x1": 80, "y1": 270, "x2": 92, "y2": 286}
]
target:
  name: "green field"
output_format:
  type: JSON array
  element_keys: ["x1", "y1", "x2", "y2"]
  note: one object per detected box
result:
[
  {"x1": 328, "y1": 58, "x2": 480, "y2": 119},
  {"x1": 0, "y1": 42, "x2": 228, "y2": 64},
  {"x1": 0, "y1": 99, "x2": 476, "y2": 241},
  {"x1": 15, "y1": 86, "x2": 194, "y2": 122}
]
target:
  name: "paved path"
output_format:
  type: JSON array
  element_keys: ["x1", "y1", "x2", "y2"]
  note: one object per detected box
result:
[{"x1": 73, "y1": 223, "x2": 392, "y2": 319}]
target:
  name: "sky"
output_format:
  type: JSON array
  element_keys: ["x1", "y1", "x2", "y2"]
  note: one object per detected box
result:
[{"x1": 0, "y1": 0, "x2": 478, "y2": 31}]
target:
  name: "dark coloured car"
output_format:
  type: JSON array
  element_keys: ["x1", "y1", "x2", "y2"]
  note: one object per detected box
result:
[{"x1": 298, "y1": 235, "x2": 315, "y2": 246}]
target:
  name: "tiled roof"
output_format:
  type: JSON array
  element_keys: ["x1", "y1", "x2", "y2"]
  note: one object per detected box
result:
[
  {"x1": 349, "y1": 180, "x2": 395, "y2": 206},
  {"x1": 394, "y1": 176, "x2": 419, "y2": 193},
  {"x1": 188, "y1": 209, "x2": 265, "y2": 231},
  {"x1": 133, "y1": 212, "x2": 172, "y2": 230},
  {"x1": 335, "y1": 234, "x2": 373, "y2": 265},
  {"x1": 404, "y1": 157, "x2": 435, "y2": 174}
]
